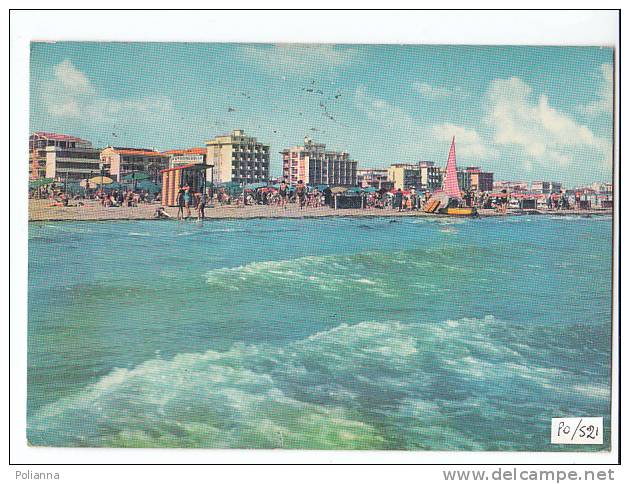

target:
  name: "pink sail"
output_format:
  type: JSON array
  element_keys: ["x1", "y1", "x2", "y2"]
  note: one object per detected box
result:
[{"x1": 442, "y1": 136, "x2": 461, "y2": 199}]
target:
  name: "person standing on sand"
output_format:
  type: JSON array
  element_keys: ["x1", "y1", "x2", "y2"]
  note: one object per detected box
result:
[
  {"x1": 394, "y1": 188, "x2": 403, "y2": 212},
  {"x1": 279, "y1": 180, "x2": 288, "y2": 209},
  {"x1": 183, "y1": 186, "x2": 192, "y2": 218},
  {"x1": 311, "y1": 186, "x2": 321, "y2": 208},
  {"x1": 323, "y1": 186, "x2": 332, "y2": 207},
  {"x1": 500, "y1": 189, "x2": 509, "y2": 215},
  {"x1": 177, "y1": 188, "x2": 185, "y2": 220},
  {"x1": 295, "y1": 180, "x2": 306, "y2": 209},
  {"x1": 198, "y1": 190, "x2": 207, "y2": 220}
]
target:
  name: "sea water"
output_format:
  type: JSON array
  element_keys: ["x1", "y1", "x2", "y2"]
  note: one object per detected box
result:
[{"x1": 27, "y1": 215, "x2": 612, "y2": 450}]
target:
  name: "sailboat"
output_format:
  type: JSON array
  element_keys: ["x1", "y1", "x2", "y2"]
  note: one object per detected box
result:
[{"x1": 424, "y1": 137, "x2": 477, "y2": 216}]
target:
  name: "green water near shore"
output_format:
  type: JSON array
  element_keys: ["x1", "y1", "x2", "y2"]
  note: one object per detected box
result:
[{"x1": 28, "y1": 215, "x2": 612, "y2": 449}]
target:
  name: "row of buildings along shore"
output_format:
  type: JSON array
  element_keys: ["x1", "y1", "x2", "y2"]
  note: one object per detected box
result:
[{"x1": 29, "y1": 130, "x2": 612, "y2": 195}]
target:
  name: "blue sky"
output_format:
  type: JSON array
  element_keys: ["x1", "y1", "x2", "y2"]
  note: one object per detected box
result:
[{"x1": 30, "y1": 43, "x2": 613, "y2": 186}]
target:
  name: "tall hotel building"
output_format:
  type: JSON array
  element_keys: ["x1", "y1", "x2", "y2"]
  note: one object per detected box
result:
[
  {"x1": 281, "y1": 137, "x2": 357, "y2": 187},
  {"x1": 30, "y1": 132, "x2": 101, "y2": 180},
  {"x1": 205, "y1": 130, "x2": 270, "y2": 184}
]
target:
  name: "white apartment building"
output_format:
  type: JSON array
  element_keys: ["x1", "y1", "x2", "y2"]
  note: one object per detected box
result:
[
  {"x1": 31, "y1": 131, "x2": 96, "y2": 180},
  {"x1": 418, "y1": 161, "x2": 443, "y2": 190},
  {"x1": 388, "y1": 164, "x2": 420, "y2": 190},
  {"x1": 357, "y1": 168, "x2": 391, "y2": 189},
  {"x1": 532, "y1": 181, "x2": 562, "y2": 194},
  {"x1": 493, "y1": 180, "x2": 530, "y2": 193},
  {"x1": 45, "y1": 145, "x2": 104, "y2": 181},
  {"x1": 281, "y1": 137, "x2": 357, "y2": 186},
  {"x1": 206, "y1": 130, "x2": 270, "y2": 184}
]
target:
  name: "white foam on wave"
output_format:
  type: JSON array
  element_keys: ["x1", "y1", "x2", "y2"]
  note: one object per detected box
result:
[
  {"x1": 28, "y1": 315, "x2": 610, "y2": 449},
  {"x1": 202, "y1": 246, "x2": 474, "y2": 300},
  {"x1": 204, "y1": 253, "x2": 403, "y2": 298},
  {"x1": 207, "y1": 228, "x2": 247, "y2": 233},
  {"x1": 29, "y1": 321, "x2": 414, "y2": 449},
  {"x1": 437, "y1": 218, "x2": 467, "y2": 226},
  {"x1": 572, "y1": 383, "x2": 609, "y2": 399}
]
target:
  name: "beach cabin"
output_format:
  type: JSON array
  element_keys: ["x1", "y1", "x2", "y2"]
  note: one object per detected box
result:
[{"x1": 160, "y1": 163, "x2": 210, "y2": 207}]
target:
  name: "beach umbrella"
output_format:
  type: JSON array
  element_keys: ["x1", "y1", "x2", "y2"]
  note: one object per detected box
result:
[
  {"x1": 363, "y1": 186, "x2": 378, "y2": 193},
  {"x1": 122, "y1": 172, "x2": 150, "y2": 182},
  {"x1": 345, "y1": 187, "x2": 363, "y2": 194},
  {"x1": 244, "y1": 182, "x2": 268, "y2": 190},
  {"x1": 136, "y1": 180, "x2": 161, "y2": 192},
  {"x1": 316, "y1": 184, "x2": 329, "y2": 191},
  {"x1": 63, "y1": 180, "x2": 82, "y2": 189},
  {"x1": 29, "y1": 178, "x2": 54, "y2": 188},
  {"x1": 330, "y1": 186, "x2": 347, "y2": 194},
  {"x1": 219, "y1": 182, "x2": 243, "y2": 195},
  {"x1": 103, "y1": 182, "x2": 124, "y2": 190},
  {"x1": 89, "y1": 176, "x2": 114, "y2": 185}
]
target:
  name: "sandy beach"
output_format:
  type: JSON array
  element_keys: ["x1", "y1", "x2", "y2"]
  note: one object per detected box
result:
[{"x1": 28, "y1": 199, "x2": 612, "y2": 222}]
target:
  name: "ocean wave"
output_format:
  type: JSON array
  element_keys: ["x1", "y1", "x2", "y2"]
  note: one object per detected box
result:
[
  {"x1": 436, "y1": 218, "x2": 468, "y2": 225},
  {"x1": 204, "y1": 253, "x2": 403, "y2": 297},
  {"x1": 27, "y1": 316, "x2": 610, "y2": 449},
  {"x1": 206, "y1": 228, "x2": 248, "y2": 233},
  {"x1": 203, "y1": 246, "x2": 491, "y2": 297}
]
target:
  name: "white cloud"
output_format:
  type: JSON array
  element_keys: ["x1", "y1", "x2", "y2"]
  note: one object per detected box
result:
[
  {"x1": 485, "y1": 76, "x2": 611, "y2": 168},
  {"x1": 53, "y1": 59, "x2": 95, "y2": 95},
  {"x1": 354, "y1": 87, "x2": 491, "y2": 163},
  {"x1": 238, "y1": 44, "x2": 357, "y2": 77},
  {"x1": 578, "y1": 63, "x2": 613, "y2": 117},
  {"x1": 355, "y1": 86, "x2": 422, "y2": 132},
  {"x1": 431, "y1": 123, "x2": 493, "y2": 159},
  {"x1": 40, "y1": 59, "x2": 174, "y2": 125},
  {"x1": 412, "y1": 82, "x2": 451, "y2": 99},
  {"x1": 47, "y1": 98, "x2": 81, "y2": 118}
]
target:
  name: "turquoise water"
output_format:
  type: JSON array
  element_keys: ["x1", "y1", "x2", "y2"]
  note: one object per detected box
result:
[{"x1": 27, "y1": 215, "x2": 612, "y2": 450}]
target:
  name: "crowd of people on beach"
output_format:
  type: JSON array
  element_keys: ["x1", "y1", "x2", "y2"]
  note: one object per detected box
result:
[
  {"x1": 98, "y1": 189, "x2": 160, "y2": 208},
  {"x1": 160, "y1": 182, "x2": 530, "y2": 219},
  {"x1": 30, "y1": 178, "x2": 596, "y2": 220},
  {"x1": 30, "y1": 185, "x2": 161, "y2": 208}
]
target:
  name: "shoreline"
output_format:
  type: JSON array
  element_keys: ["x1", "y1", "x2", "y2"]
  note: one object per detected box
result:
[{"x1": 28, "y1": 199, "x2": 612, "y2": 223}]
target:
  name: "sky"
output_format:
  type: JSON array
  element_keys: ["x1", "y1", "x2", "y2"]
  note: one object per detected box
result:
[{"x1": 30, "y1": 43, "x2": 614, "y2": 186}]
